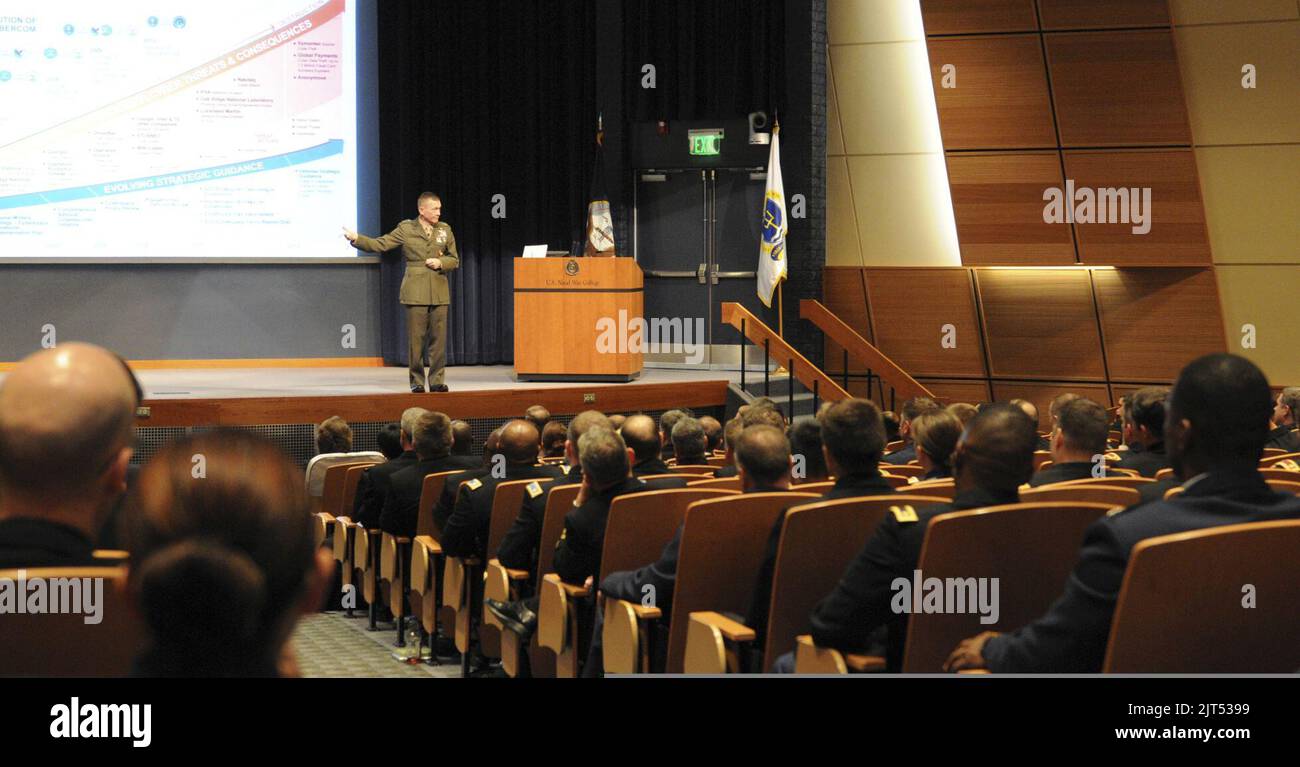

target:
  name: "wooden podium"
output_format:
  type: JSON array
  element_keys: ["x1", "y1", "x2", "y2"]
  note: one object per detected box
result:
[{"x1": 514, "y1": 257, "x2": 644, "y2": 382}]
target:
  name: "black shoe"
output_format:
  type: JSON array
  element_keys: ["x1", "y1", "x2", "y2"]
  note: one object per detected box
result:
[
  {"x1": 430, "y1": 384, "x2": 449, "y2": 393},
  {"x1": 486, "y1": 598, "x2": 537, "y2": 641},
  {"x1": 411, "y1": 385, "x2": 426, "y2": 393}
]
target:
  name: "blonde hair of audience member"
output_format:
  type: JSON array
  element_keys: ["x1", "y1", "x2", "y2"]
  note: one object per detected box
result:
[
  {"x1": 0, "y1": 343, "x2": 137, "y2": 537},
  {"x1": 315, "y1": 416, "x2": 353, "y2": 454},
  {"x1": 121, "y1": 431, "x2": 331, "y2": 677}
]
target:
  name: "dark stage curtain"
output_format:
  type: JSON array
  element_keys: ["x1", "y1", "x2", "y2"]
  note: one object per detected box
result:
[{"x1": 376, "y1": 0, "x2": 599, "y2": 366}]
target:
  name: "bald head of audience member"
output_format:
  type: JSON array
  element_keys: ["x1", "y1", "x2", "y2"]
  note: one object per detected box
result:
[
  {"x1": 734, "y1": 424, "x2": 792, "y2": 491},
  {"x1": 578, "y1": 428, "x2": 634, "y2": 492},
  {"x1": 608, "y1": 414, "x2": 626, "y2": 431},
  {"x1": 524, "y1": 405, "x2": 550, "y2": 436},
  {"x1": 480, "y1": 427, "x2": 504, "y2": 467},
  {"x1": 496, "y1": 420, "x2": 541, "y2": 465},
  {"x1": 0, "y1": 343, "x2": 138, "y2": 534},
  {"x1": 620, "y1": 414, "x2": 661, "y2": 465},
  {"x1": 565, "y1": 410, "x2": 612, "y2": 468},
  {"x1": 450, "y1": 419, "x2": 474, "y2": 455},
  {"x1": 699, "y1": 416, "x2": 723, "y2": 453},
  {"x1": 412, "y1": 411, "x2": 454, "y2": 460},
  {"x1": 950, "y1": 404, "x2": 1039, "y2": 497},
  {"x1": 818, "y1": 398, "x2": 886, "y2": 478},
  {"x1": 1009, "y1": 398, "x2": 1040, "y2": 429}
]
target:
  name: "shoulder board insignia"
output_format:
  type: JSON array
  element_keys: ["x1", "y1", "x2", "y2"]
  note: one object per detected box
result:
[
  {"x1": 558, "y1": 529, "x2": 567, "y2": 542},
  {"x1": 1106, "y1": 506, "x2": 1129, "y2": 517},
  {"x1": 526, "y1": 481, "x2": 544, "y2": 498},
  {"x1": 1277, "y1": 459, "x2": 1300, "y2": 472},
  {"x1": 889, "y1": 505, "x2": 919, "y2": 523},
  {"x1": 1104, "y1": 452, "x2": 1123, "y2": 462},
  {"x1": 465, "y1": 478, "x2": 483, "y2": 491},
  {"x1": 560, "y1": 465, "x2": 572, "y2": 475},
  {"x1": 906, "y1": 476, "x2": 919, "y2": 485}
]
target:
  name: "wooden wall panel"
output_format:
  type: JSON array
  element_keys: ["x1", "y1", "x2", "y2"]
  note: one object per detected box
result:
[
  {"x1": 1092, "y1": 268, "x2": 1226, "y2": 382},
  {"x1": 990, "y1": 381, "x2": 1113, "y2": 429},
  {"x1": 821, "y1": 267, "x2": 873, "y2": 374},
  {"x1": 1045, "y1": 30, "x2": 1191, "y2": 146},
  {"x1": 1176, "y1": 22, "x2": 1300, "y2": 146},
  {"x1": 920, "y1": 0, "x2": 1039, "y2": 34},
  {"x1": 1063, "y1": 150, "x2": 1211, "y2": 266},
  {"x1": 863, "y1": 268, "x2": 988, "y2": 378},
  {"x1": 947, "y1": 151, "x2": 1077, "y2": 265},
  {"x1": 1037, "y1": 0, "x2": 1171, "y2": 30},
  {"x1": 928, "y1": 36, "x2": 1057, "y2": 149},
  {"x1": 916, "y1": 378, "x2": 994, "y2": 405},
  {"x1": 976, "y1": 268, "x2": 1107, "y2": 380}
]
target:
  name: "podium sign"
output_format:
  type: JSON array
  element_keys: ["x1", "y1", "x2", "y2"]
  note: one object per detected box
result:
[{"x1": 513, "y1": 257, "x2": 644, "y2": 382}]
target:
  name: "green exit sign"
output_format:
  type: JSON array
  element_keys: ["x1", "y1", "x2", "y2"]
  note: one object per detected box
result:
[{"x1": 689, "y1": 129, "x2": 723, "y2": 156}]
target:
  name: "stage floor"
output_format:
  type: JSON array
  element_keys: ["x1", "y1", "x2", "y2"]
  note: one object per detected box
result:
[{"x1": 132, "y1": 364, "x2": 742, "y2": 400}]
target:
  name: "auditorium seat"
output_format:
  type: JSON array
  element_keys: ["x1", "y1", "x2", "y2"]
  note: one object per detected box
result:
[
  {"x1": 616, "y1": 492, "x2": 818, "y2": 674},
  {"x1": 793, "y1": 634, "x2": 885, "y2": 673},
  {"x1": 682, "y1": 495, "x2": 948, "y2": 674},
  {"x1": 1103, "y1": 520, "x2": 1300, "y2": 672},
  {"x1": 0, "y1": 566, "x2": 144, "y2": 678},
  {"x1": 898, "y1": 502, "x2": 1114, "y2": 672},
  {"x1": 686, "y1": 476, "x2": 741, "y2": 491},
  {"x1": 878, "y1": 473, "x2": 912, "y2": 488},
  {"x1": 1031, "y1": 451, "x2": 1053, "y2": 471},
  {"x1": 1265, "y1": 479, "x2": 1300, "y2": 495},
  {"x1": 1019, "y1": 483, "x2": 1140, "y2": 509},
  {"x1": 1258, "y1": 468, "x2": 1300, "y2": 483},
  {"x1": 1154, "y1": 467, "x2": 1175, "y2": 481},
  {"x1": 882, "y1": 463, "x2": 926, "y2": 479},
  {"x1": 791, "y1": 480, "x2": 835, "y2": 494},
  {"x1": 669, "y1": 464, "x2": 717, "y2": 475},
  {"x1": 480, "y1": 478, "x2": 553, "y2": 662},
  {"x1": 353, "y1": 525, "x2": 383, "y2": 630},
  {"x1": 538, "y1": 487, "x2": 735, "y2": 676},
  {"x1": 1057, "y1": 475, "x2": 1155, "y2": 490},
  {"x1": 896, "y1": 478, "x2": 956, "y2": 500},
  {"x1": 508, "y1": 483, "x2": 584, "y2": 678},
  {"x1": 1259, "y1": 452, "x2": 1300, "y2": 469}
]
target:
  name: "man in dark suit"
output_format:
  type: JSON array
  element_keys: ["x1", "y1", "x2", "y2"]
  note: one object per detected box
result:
[
  {"x1": 946, "y1": 354, "x2": 1300, "y2": 673},
  {"x1": 768, "y1": 404, "x2": 1037, "y2": 673},
  {"x1": 715, "y1": 405, "x2": 787, "y2": 478},
  {"x1": 0, "y1": 343, "x2": 138, "y2": 569},
  {"x1": 485, "y1": 428, "x2": 648, "y2": 665},
  {"x1": 1265, "y1": 387, "x2": 1300, "y2": 452},
  {"x1": 882, "y1": 397, "x2": 941, "y2": 465},
  {"x1": 657, "y1": 409, "x2": 690, "y2": 461},
  {"x1": 713, "y1": 417, "x2": 745, "y2": 478},
  {"x1": 1028, "y1": 397, "x2": 1109, "y2": 487},
  {"x1": 378, "y1": 412, "x2": 482, "y2": 538},
  {"x1": 621, "y1": 414, "x2": 672, "y2": 476},
  {"x1": 353, "y1": 408, "x2": 425, "y2": 528},
  {"x1": 700, "y1": 415, "x2": 723, "y2": 454},
  {"x1": 1011, "y1": 398, "x2": 1050, "y2": 451},
  {"x1": 1112, "y1": 386, "x2": 1171, "y2": 478},
  {"x1": 584, "y1": 423, "x2": 797, "y2": 676},
  {"x1": 437, "y1": 420, "x2": 561, "y2": 560},
  {"x1": 450, "y1": 420, "x2": 474, "y2": 457},
  {"x1": 496, "y1": 410, "x2": 610, "y2": 580}
]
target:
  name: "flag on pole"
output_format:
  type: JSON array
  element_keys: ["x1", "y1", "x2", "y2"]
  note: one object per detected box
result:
[
  {"x1": 583, "y1": 115, "x2": 616, "y2": 256},
  {"x1": 757, "y1": 124, "x2": 786, "y2": 307}
]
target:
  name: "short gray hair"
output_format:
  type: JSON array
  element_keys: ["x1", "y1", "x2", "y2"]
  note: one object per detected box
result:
[
  {"x1": 401, "y1": 407, "x2": 429, "y2": 440},
  {"x1": 671, "y1": 416, "x2": 707, "y2": 457},
  {"x1": 578, "y1": 428, "x2": 629, "y2": 487}
]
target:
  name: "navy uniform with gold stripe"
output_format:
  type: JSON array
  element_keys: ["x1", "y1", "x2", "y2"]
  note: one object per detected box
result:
[
  {"x1": 438, "y1": 463, "x2": 562, "y2": 561},
  {"x1": 496, "y1": 463, "x2": 583, "y2": 578}
]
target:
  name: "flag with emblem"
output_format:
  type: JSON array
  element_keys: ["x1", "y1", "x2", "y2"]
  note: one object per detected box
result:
[
  {"x1": 583, "y1": 116, "x2": 615, "y2": 256},
  {"x1": 757, "y1": 124, "x2": 786, "y2": 307}
]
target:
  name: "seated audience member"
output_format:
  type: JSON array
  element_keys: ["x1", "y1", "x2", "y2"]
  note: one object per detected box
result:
[
  {"x1": 1048, "y1": 392, "x2": 1080, "y2": 428},
  {"x1": 379, "y1": 411, "x2": 481, "y2": 538},
  {"x1": 946, "y1": 354, "x2": 1300, "y2": 673},
  {"x1": 353, "y1": 408, "x2": 426, "y2": 528},
  {"x1": 450, "y1": 420, "x2": 474, "y2": 456},
  {"x1": 1010, "y1": 398, "x2": 1048, "y2": 451},
  {"x1": 946, "y1": 402, "x2": 977, "y2": 428},
  {"x1": 658, "y1": 409, "x2": 692, "y2": 460},
  {"x1": 621, "y1": 414, "x2": 677, "y2": 478},
  {"x1": 0, "y1": 343, "x2": 138, "y2": 568},
  {"x1": 771, "y1": 404, "x2": 1038, "y2": 673},
  {"x1": 541, "y1": 420, "x2": 568, "y2": 458},
  {"x1": 912, "y1": 408, "x2": 963, "y2": 481},
  {"x1": 745, "y1": 399, "x2": 895, "y2": 643},
  {"x1": 1266, "y1": 387, "x2": 1300, "y2": 452},
  {"x1": 700, "y1": 415, "x2": 723, "y2": 453},
  {"x1": 881, "y1": 411, "x2": 901, "y2": 444},
  {"x1": 486, "y1": 428, "x2": 648, "y2": 656},
  {"x1": 304, "y1": 416, "x2": 384, "y2": 498},
  {"x1": 524, "y1": 405, "x2": 551, "y2": 435},
  {"x1": 1029, "y1": 397, "x2": 1109, "y2": 487},
  {"x1": 430, "y1": 427, "x2": 503, "y2": 528},
  {"x1": 713, "y1": 417, "x2": 746, "y2": 478},
  {"x1": 498, "y1": 410, "x2": 612, "y2": 577},
  {"x1": 582, "y1": 424, "x2": 796, "y2": 676},
  {"x1": 714, "y1": 406, "x2": 788, "y2": 478},
  {"x1": 374, "y1": 423, "x2": 405, "y2": 460},
  {"x1": 670, "y1": 416, "x2": 710, "y2": 466},
  {"x1": 788, "y1": 416, "x2": 829, "y2": 483},
  {"x1": 121, "y1": 431, "x2": 332, "y2": 677},
  {"x1": 1112, "y1": 386, "x2": 1171, "y2": 478},
  {"x1": 608, "y1": 413, "x2": 627, "y2": 431},
  {"x1": 882, "y1": 397, "x2": 941, "y2": 465},
  {"x1": 437, "y1": 420, "x2": 562, "y2": 559}
]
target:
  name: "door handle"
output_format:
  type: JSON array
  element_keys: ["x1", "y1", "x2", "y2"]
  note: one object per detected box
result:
[{"x1": 697, "y1": 263, "x2": 708, "y2": 284}]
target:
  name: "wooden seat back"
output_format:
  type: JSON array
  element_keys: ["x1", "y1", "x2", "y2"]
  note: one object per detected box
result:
[
  {"x1": 1019, "y1": 483, "x2": 1139, "y2": 509},
  {"x1": 487, "y1": 478, "x2": 553, "y2": 558},
  {"x1": 417, "y1": 470, "x2": 463, "y2": 538},
  {"x1": 599, "y1": 489, "x2": 738, "y2": 582},
  {"x1": 1104, "y1": 520, "x2": 1300, "y2": 672}
]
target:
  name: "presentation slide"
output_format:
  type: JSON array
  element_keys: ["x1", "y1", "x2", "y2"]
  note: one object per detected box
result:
[{"x1": 0, "y1": 0, "x2": 362, "y2": 259}]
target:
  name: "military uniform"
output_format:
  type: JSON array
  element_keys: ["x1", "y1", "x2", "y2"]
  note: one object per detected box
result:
[
  {"x1": 982, "y1": 469, "x2": 1300, "y2": 672},
  {"x1": 438, "y1": 462, "x2": 563, "y2": 561},
  {"x1": 1028, "y1": 460, "x2": 1096, "y2": 487},
  {"x1": 351, "y1": 219, "x2": 460, "y2": 390},
  {"x1": 1111, "y1": 441, "x2": 1169, "y2": 478},
  {"x1": 379, "y1": 453, "x2": 481, "y2": 538},
  {"x1": 497, "y1": 463, "x2": 583, "y2": 577},
  {"x1": 1265, "y1": 425, "x2": 1300, "y2": 452}
]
